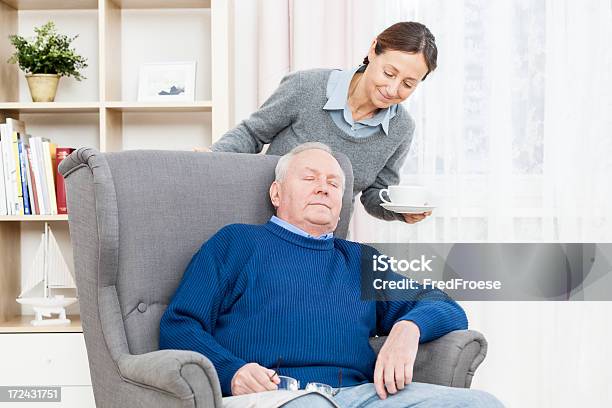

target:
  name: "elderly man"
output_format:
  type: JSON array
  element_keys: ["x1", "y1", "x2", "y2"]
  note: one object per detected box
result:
[{"x1": 159, "y1": 143, "x2": 502, "y2": 407}]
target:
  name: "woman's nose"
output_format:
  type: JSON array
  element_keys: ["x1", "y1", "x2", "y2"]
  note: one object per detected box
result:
[{"x1": 386, "y1": 82, "x2": 400, "y2": 98}]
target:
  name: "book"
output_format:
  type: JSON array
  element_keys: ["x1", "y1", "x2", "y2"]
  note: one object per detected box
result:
[
  {"x1": 55, "y1": 148, "x2": 75, "y2": 215},
  {"x1": 10, "y1": 131, "x2": 24, "y2": 215},
  {"x1": 6, "y1": 119, "x2": 27, "y2": 215},
  {"x1": 18, "y1": 135, "x2": 32, "y2": 215},
  {"x1": 0, "y1": 126, "x2": 7, "y2": 216},
  {"x1": 42, "y1": 140, "x2": 58, "y2": 215},
  {"x1": 20, "y1": 133, "x2": 36, "y2": 215},
  {"x1": 31, "y1": 137, "x2": 50, "y2": 215},
  {"x1": 49, "y1": 143, "x2": 57, "y2": 189},
  {"x1": 26, "y1": 146, "x2": 40, "y2": 215},
  {"x1": 1, "y1": 124, "x2": 16, "y2": 215}
]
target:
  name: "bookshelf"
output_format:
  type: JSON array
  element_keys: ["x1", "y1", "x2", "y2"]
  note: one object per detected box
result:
[
  {"x1": 0, "y1": 1, "x2": 231, "y2": 405},
  {"x1": 0, "y1": 0, "x2": 231, "y2": 331}
]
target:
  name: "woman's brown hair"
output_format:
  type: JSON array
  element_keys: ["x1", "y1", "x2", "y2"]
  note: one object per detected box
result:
[{"x1": 363, "y1": 22, "x2": 438, "y2": 80}]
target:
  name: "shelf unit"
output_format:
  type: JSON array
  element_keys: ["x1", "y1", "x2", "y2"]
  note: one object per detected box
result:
[{"x1": 0, "y1": 0, "x2": 232, "y2": 332}]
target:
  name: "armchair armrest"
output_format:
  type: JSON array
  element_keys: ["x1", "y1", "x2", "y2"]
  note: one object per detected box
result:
[
  {"x1": 117, "y1": 349, "x2": 223, "y2": 407},
  {"x1": 369, "y1": 329, "x2": 487, "y2": 388}
]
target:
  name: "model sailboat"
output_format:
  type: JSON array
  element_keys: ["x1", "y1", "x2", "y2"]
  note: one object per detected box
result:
[{"x1": 16, "y1": 223, "x2": 77, "y2": 326}]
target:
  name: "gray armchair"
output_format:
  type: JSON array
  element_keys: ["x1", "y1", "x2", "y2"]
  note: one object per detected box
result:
[{"x1": 59, "y1": 148, "x2": 487, "y2": 408}]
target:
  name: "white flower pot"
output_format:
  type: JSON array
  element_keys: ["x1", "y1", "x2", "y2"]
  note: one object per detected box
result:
[{"x1": 25, "y1": 73, "x2": 60, "y2": 102}]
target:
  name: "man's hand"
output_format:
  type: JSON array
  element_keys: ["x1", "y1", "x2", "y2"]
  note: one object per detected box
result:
[
  {"x1": 374, "y1": 320, "x2": 420, "y2": 400},
  {"x1": 231, "y1": 362, "x2": 280, "y2": 395},
  {"x1": 402, "y1": 211, "x2": 432, "y2": 224}
]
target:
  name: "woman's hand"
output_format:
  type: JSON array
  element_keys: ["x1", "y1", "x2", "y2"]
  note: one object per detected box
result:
[
  {"x1": 374, "y1": 320, "x2": 420, "y2": 399},
  {"x1": 193, "y1": 146, "x2": 211, "y2": 152},
  {"x1": 402, "y1": 211, "x2": 432, "y2": 224}
]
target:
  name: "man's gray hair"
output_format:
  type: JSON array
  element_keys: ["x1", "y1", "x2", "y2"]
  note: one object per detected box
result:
[{"x1": 275, "y1": 142, "x2": 346, "y2": 190}]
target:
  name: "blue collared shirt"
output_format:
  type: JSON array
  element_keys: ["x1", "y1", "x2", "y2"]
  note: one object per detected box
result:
[
  {"x1": 270, "y1": 216, "x2": 334, "y2": 240},
  {"x1": 323, "y1": 65, "x2": 398, "y2": 138}
]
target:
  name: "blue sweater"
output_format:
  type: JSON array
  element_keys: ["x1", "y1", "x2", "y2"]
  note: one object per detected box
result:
[{"x1": 159, "y1": 221, "x2": 467, "y2": 396}]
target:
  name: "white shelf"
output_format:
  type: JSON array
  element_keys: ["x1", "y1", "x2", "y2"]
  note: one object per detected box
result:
[
  {"x1": 2, "y1": 0, "x2": 98, "y2": 10},
  {"x1": 104, "y1": 100, "x2": 213, "y2": 112},
  {"x1": 0, "y1": 215, "x2": 69, "y2": 221},
  {"x1": 110, "y1": 0, "x2": 211, "y2": 9},
  {"x1": 0, "y1": 101, "x2": 214, "y2": 113},
  {"x1": 0, "y1": 102, "x2": 100, "y2": 113},
  {"x1": 0, "y1": 315, "x2": 82, "y2": 333}
]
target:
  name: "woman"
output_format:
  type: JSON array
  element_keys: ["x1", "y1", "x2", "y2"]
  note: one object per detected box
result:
[{"x1": 206, "y1": 22, "x2": 436, "y2": 224}]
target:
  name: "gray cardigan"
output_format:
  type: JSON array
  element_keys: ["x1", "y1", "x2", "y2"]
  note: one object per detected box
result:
[{"x1": 211, "y1": 69, "x2": 415, "y2": 221}]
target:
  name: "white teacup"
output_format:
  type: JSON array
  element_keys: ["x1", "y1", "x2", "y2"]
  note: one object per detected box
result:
[{"x1": 379, "y1": 185, "x2": 431, "y2": 206}]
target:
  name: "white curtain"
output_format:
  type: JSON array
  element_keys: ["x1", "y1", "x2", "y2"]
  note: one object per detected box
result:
[
  {"x1": 232, "y1": 0, "x2": 381, "y2": 123},
  {"x1": 230, "y1": 1, "x2": 612, "y2": 406}
]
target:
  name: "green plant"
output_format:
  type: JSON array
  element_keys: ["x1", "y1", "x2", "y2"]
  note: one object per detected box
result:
[{"x1": 7, "y1": 21, "x2": 88, "y2": 81}]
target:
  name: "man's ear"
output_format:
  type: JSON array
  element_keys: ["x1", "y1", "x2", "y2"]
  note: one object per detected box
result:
[{"x1": 269, "y1": 181, "x2": 281, "y2": 209}]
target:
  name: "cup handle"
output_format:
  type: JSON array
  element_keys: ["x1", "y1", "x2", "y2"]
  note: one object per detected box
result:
[{"x1": 379, "y1": 188, "x2": 392, "y2": 204}]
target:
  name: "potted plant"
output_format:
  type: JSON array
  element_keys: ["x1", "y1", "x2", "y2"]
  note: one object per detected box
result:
[{"x1": 7, "y1": 21, "x2": 88, "y2": 102}]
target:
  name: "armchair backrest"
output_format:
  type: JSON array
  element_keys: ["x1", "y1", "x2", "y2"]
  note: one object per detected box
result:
[{"x1": 59, "y1": 149, "x2": 354, "y2": 359}]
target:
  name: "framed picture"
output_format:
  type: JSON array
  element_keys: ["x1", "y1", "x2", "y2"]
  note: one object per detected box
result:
[{"x1": 137, "y1": 61, "x2": 196, "y2": 102}]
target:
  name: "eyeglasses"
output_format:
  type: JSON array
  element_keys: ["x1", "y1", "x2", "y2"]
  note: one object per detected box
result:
[{"x1": 270, "y1": 357, "x2": 342, "y2": 397}]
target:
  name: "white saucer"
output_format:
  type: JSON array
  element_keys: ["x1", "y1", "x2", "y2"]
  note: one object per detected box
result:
[{"x1": 380, "y1": 203, "x2": 436, "y2": 214}]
